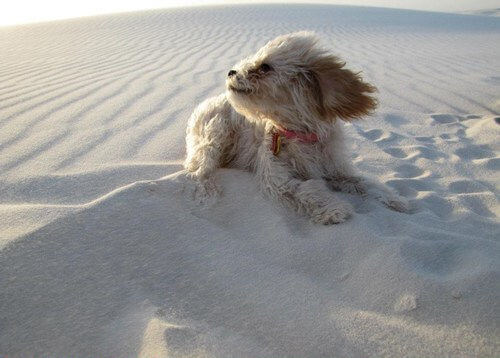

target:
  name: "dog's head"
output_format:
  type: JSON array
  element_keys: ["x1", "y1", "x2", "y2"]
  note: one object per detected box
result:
[{"x1": 226, "y1": 31, "x2": 377, "y2": 129}]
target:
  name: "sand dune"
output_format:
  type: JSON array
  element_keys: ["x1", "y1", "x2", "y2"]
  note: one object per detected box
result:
[
  {"x1": 463, "y1": 8, "x2": 500, "y2": 17},
  {"x1": 1, "y1": 5, "x2": 499, "y2": 357}
]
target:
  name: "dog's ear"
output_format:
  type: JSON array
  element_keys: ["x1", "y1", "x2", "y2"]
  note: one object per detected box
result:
[{"x1": 309, "y1": 55, "x2": 377, "y2": 121}]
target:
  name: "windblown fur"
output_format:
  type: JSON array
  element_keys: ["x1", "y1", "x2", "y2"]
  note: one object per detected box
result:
[{"x1": 184, "y1": 31, "x2": 409, "y2": 224}]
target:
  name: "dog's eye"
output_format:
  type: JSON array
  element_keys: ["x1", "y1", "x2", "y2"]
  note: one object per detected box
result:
[{"x1": 259, "y1": 63, "x2": 272, "y2": 73}]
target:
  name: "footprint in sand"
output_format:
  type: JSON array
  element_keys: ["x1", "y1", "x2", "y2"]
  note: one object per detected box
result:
[
  {"x1": 465, "y1": 114, "x2": 481, "y2": 120},
  {"x1": 384, "y1": 145, "x2": 446, "y2": 160},
  {"x1": 430, "y1": 114, "x2": 460, "y2": 124},
  {"x1": 485, "y1": 157, "x2": 500, "y2": 170},
  {"x1": 383, "y1": 147, "x2": 407, "y2": 158},
  {"x1": 358, "y1": 128, "x2": 405, "y2": 145},
  {"x1": 415, "y1": 136, "x2": 435, "y2": 144},
  {"x1": 454, "y1": 144, "x2": 495, "y2": 160},
  {"x1": 455, "y1": 128, "x2": 466, "y2": 138},
  {"x1": 458, "y1": 195, "x2": 496, "y2": 218},
  {"x1": 393, "y1": 164, "x2": 426, "y2": 178},
  {"x1": 419, "y1": 193, "x2": 454, "y2": 218},
  {"x1": 358, "y1": 128, "x2": 384, "y2": 141},
  {"x1": 384, "y1": 113, "x2": 409, "y2": 127},
  {"x1": 386, "y1": 178, "x2": 434, "y2": 197},
  {"x1": 448, "y1": 180, "x2": 490, "y2": 194}
]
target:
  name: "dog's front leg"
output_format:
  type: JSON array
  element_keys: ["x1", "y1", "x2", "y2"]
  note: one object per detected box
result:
[
  {"x1": 326, "y1": 173, "x2": 409, "y2": 213},
  {"x1": 322, "y1": 149, "x2": 409, "y2": 213},
  {"x1": 184, "y1": 110, "x2": 234, "y2": 203},
  {"x1": 256, "y1": 148, "x2": 353, "y2": 224},
  {"x1": 183, "y1": 143, "x2": 222, "y2": 204},
  {"x1": 184, "y1": 142, "x2": 225, "y2": 204},
  {"x1": 356, "y1": 176, "x2": 410, "y2": 213}
]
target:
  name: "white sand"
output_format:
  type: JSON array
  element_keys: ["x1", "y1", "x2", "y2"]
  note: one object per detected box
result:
[{"x1": 0, "y1": 4, "x2": 499, "y2": 357}]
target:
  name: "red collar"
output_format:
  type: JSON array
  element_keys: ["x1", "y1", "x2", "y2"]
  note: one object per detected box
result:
[{"x1": 271, "y1": 127, "x2": 319, "y2": 155}]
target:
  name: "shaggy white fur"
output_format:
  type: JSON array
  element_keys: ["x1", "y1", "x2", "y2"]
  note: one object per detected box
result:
[{"x1": 184, "y1": 31, "x2": 409, "y2": 224}]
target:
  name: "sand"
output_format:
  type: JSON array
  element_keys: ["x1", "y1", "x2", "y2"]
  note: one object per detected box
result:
[{"x1": 0, "y1": 4, "x2": 499, "y2": 357}]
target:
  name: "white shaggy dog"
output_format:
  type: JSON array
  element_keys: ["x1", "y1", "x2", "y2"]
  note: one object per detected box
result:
[{"x1": 184, "y1": 31, "x2": 409, "y2": 224}]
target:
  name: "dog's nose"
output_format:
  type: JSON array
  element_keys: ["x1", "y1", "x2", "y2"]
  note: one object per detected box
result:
[{"x1": 227, "y1": 70, "x2": 237, "y2": 77}]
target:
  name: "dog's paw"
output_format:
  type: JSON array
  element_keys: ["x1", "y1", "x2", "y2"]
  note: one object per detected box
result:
[
  {"x1": 183, "y1": 172, "x2": 220, "y2": 205},
  {"x1": 311, "y1": 202, "x2": 353, "y2": 225},
  {"x1": 327, "y1": 177, "x2": 367, "y2": 195}
]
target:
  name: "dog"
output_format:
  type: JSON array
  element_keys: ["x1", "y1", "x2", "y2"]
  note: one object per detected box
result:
[{"x1": 184, "y1": 31, "x2": 409, "y2": 224}]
